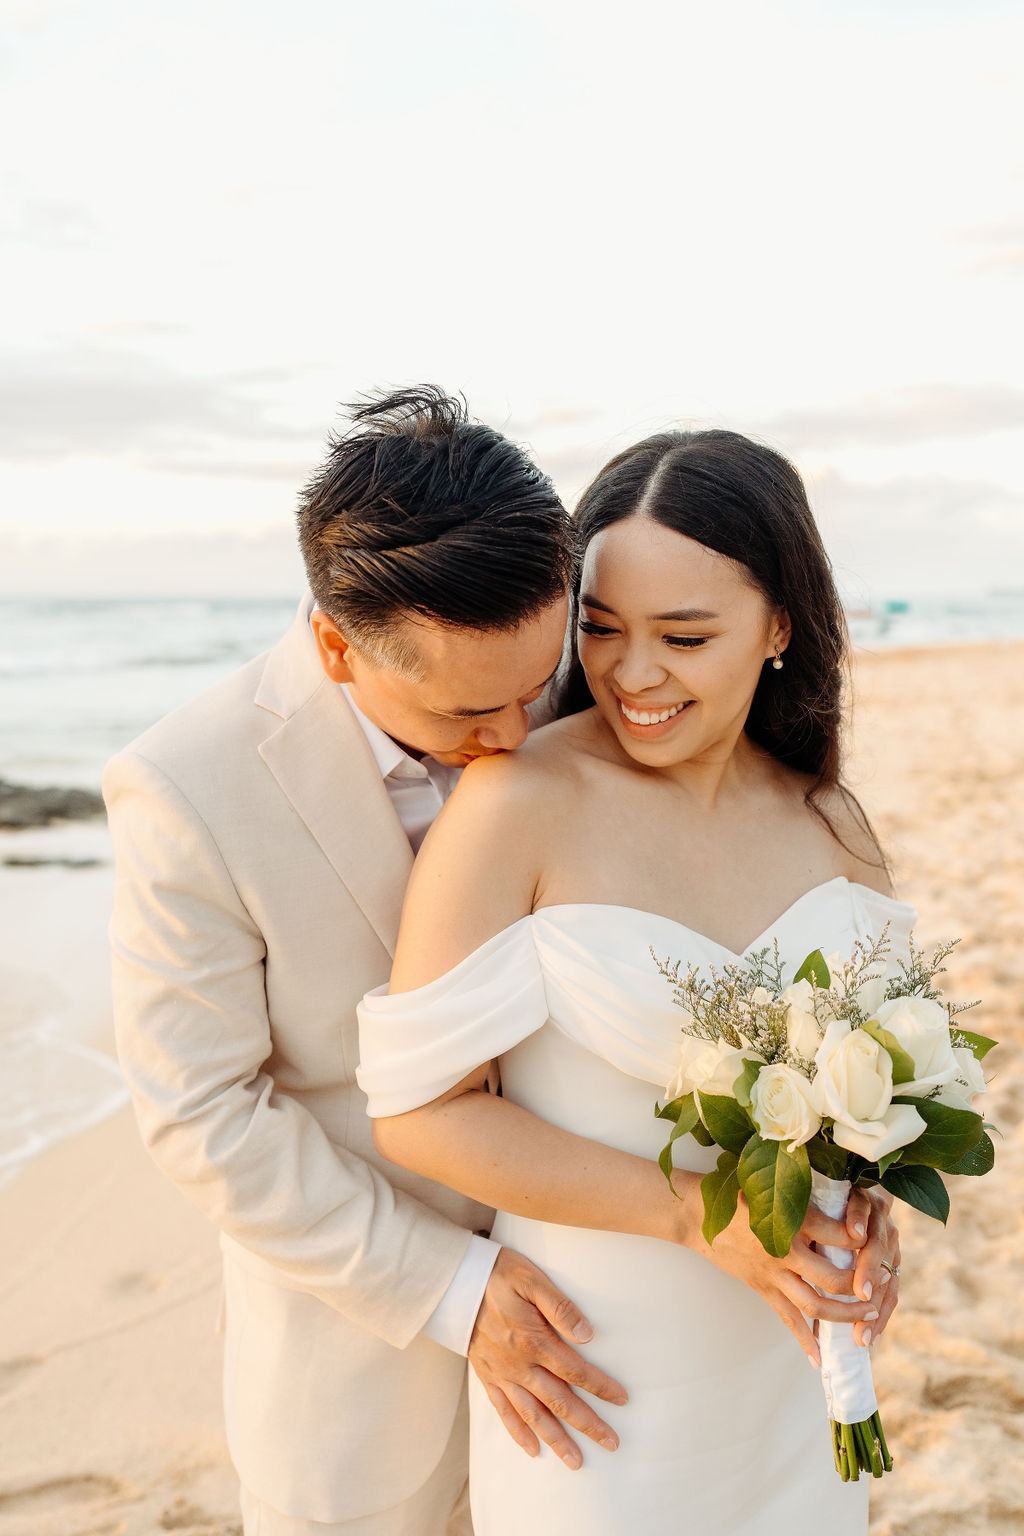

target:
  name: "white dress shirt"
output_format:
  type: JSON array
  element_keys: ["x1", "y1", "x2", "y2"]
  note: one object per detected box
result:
[{"x1": 342, "y1": 685, "x2": 501, "y2": 1354}]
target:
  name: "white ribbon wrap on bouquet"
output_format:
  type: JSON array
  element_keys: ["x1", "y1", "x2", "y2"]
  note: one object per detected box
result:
[{"x1": 811, "y1": 1171, "x2": 879, "y2": 1424}]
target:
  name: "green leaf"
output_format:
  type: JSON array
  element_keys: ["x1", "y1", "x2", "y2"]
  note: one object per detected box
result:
[
  {"x1": 852, "y1": 1149, "x2": 899, "y2": 1187},
  {"x1": 737, "y1": 1133, "x2": 811, "y2": 1258},
  {"x1": 946, "y1": 1131, "x2": 995, "y2": 1178},
  {"x1": 893, "y1": 1098, "x2": 984, "y2": 1170},
  {"x1": 957, "y1": 1029, "x2": 998, "y2": 1061},
  {"x1": 700, "y1": 1150, "x2": 741, "y2": 1247},
  {"x1": 860, "y1": 1019, "x2": 916, "y2": 1085},
  {"x1": 807, "y1": 1133, "x2": 850, "y2": 1182},
  {"x1": 696, "y1": 1092, "x2": 756, "y2": 1155},
  {"x1": 689, "y1": 1117, "x2": 716, "y2": 1147},
  {"x1": 881, "y1": 1163, "x2": 949, "y2": 1223},
  {"x1": 794, "y1": 948, "x2": 830, "y2": 988},
  {"x1": 656, "y1": 1096, "x2": 701, "y2": 1184},
  {"x1": 733, "y1": 1058, "x2": 763, "y2": 1110},
  {"x1": 655, "y1": 1092, "x2": 694, "y2": 1124}
]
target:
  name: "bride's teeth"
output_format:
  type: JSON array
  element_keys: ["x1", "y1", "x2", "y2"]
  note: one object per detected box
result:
[{"x1": 621, "y1": 701, "x2": 686, "y2": 725}]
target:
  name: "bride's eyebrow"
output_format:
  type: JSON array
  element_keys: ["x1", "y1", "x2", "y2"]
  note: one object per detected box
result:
[{"x1": 580, "y1": 593, "x2": 719, "y2": 622}]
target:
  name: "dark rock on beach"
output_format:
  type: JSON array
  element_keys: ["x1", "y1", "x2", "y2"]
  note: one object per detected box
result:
[{"x1": 0, "y1": 778, "x2": 106, "y2": 829}]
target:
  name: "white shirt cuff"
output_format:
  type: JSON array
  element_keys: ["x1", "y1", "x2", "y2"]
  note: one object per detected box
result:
[{"x1": 419, "y1": 1235, "x2": 501, "y2": 1356}]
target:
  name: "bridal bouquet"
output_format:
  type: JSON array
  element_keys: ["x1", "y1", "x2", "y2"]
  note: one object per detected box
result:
[{"x1": 653, "y1": 927, "x2": 996, "y2": 1481}]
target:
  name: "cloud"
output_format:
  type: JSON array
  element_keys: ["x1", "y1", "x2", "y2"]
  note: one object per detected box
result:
[
  {"x1": 0, "y1": 342, "x2": 319, "y2": 467},
  {"x1": 512, "y1": 404, "x2": 606, "y2": 434},
  {"x1": 955, "y1": 215, "x2": 1024, "y2": 276},
  {"x1": 0, "y1": 525, "x2": 307, "y2": 598},
  {"x1": 85, "y1": 319, "x2": 191, "y2": 338},
  {"x1": 760, "y1": 383, "x2": 1024, "y2": 452},
  {"x1": 810, "y1": 467, "x2": 1024, "y2": 596},
  {"x1": 0, "y1": 197, "x2": 99, "y2": 247},
  {"x1": 2, "y1": 465, "x2": 1020, "y2": 601},
  {"x1": 140, "y1": 456, "x2": 314, "y2": 485}
]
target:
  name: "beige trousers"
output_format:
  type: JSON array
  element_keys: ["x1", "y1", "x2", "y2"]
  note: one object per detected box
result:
[{"x1": 239, "y1": 1386, "x2": 472, "y2": 1536}]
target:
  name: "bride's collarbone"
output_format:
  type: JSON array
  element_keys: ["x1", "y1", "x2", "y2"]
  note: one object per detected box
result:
[{"x1": 535, "y1": 808, "x2": 850, "y2": 950}]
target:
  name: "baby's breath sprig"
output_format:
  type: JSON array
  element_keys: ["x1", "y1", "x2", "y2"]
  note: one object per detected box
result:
[
  {"x1": 818, "y1": 929, "x2": 893, "y2": 1029},
  {"x1": 651, "y1": 942, "x2": 791, "y2": 1063},
  {"x1": 886, "y1": 935, "x2": 956, "y2": 1001},
  {"x1": 885, "y1": 935, "x2": 980, "y2": 1025}
]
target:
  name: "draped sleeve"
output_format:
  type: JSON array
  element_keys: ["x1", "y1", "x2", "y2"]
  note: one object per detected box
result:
[
  {"x1": 356, "y1": 917, "x2": 549, "y2": 1117},
  {"x1": 850, "y1": 884, "x2": 918, "y2": 965}
]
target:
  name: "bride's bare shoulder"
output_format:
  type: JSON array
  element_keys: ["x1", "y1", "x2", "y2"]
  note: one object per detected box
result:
[
  {"x1": 810, "y1": 780, "x2": 894, "y2": 897},
  {"x1": 392, "y1": 715, "x2": 594, "y2": 980},
  {"x1": 456, "y1": 709, "x2": 600, "y2": 800}
]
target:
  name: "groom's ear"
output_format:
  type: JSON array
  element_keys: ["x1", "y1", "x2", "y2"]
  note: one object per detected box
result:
[{"x1": 311, "y1": 610, "x2": 357, "y2": 684}]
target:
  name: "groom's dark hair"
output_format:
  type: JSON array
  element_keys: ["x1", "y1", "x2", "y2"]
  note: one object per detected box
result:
[{"x1": 297, "y1": 385, "x2": 573, "y2": 676}]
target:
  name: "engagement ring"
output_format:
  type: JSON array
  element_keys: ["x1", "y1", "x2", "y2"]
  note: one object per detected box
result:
[{"x1": 880, "y1": 1260, "x2": 901, "y2": 1280}]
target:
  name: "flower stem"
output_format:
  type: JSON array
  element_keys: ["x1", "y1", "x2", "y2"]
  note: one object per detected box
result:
[
  {"x1": 842, "y1": 1420, "x2": 859, "y2": 1481},
  {"x1": 873, "y1": 1410, "x2": 894, "y2": 1472},
  {"x1": 830, "y1": 1411, "x2": 892, "y2": 1480}
]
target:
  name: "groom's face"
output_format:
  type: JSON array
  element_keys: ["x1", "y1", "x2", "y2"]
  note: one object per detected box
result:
[{"x1": 312, "y1": 596, "x2": 568, "y2": 766}]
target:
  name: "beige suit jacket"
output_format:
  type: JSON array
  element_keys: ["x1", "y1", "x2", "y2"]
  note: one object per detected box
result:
[{"x1": 104, "y1": 594, "x2": 493, "y2": 1523}]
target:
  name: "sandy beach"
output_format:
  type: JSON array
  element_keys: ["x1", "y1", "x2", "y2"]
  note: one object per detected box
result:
[{"x1": 0, "y1": 640, "x2": 1021, "y2": 1536}]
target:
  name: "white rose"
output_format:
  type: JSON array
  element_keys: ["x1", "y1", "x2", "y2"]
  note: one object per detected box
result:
[
  {"x1": 690, "y1": 1037, "x2": 764, "y2": 1097},
  {"x1": 872, "y1": 995, "x2": 958, "y2": 1097},
  {"x1": 664, "y1": 1033, "x2": 709, "y2": 1100},
  {"x1": 813, "y1": 1020, "x2": 926, "y2": 1161},
  {"x1": 780, "y1": 979, "x2": 821, "y2": 1059},
  {"x1": 750, "y1": 1063, "x2": 821, "y2": 1152},
  {"x1": 933, "y1": 1046, "x2": 988, "y2": 1112},
  {"x1": 749, "y1": 986, "x2": 773, "y2": 1008},
  {"x1": 852, "y1": 971, "x2": 887, "y2": 1018}
]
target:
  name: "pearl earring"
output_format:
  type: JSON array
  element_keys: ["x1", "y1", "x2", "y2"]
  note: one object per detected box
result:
[{"x1": 772, "y1": 649, "x2": 784, "y2": 671}]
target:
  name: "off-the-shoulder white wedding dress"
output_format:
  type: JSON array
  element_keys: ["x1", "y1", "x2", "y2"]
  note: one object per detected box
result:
[{"x1": 358, "y1": 878, "x2": 916, "y2": 1535}]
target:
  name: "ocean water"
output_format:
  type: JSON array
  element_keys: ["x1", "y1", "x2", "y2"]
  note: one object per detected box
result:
[
  {"x1": 4, "y1": 590, "x2": 1024, "y2": 796},
  {"x1": 1, "y1": 588, "x2": 1024, "y2": 1190},
  {"x1": 0, "y1": 595, "x2": 298, "y2": 1191},
  {"x1": 0, "y1": 595, "x2": 300, "y2": 792}
]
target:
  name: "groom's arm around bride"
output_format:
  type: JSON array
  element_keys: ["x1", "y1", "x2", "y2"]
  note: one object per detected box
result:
[{"x1": 105, "y1": 387, "x2": 625, "y2": 1536}]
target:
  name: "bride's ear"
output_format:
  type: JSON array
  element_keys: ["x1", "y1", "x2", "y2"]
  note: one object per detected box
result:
[
  {"x1": 311, "y1": 610, "x2": 357, "y2": 684},
  {"x1": 767, "y1": 608, "x2": 792, "y2": 661}
]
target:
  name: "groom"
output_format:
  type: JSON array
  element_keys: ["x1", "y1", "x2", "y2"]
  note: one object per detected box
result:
[{"x1": 105, "y1": 387, "x2": 626, "y2": 1536}]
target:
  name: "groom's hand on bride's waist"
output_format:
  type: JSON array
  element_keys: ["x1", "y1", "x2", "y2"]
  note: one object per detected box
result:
[{"x1": 467, "y1": 1248, "x2": 628, "y2": 1471}]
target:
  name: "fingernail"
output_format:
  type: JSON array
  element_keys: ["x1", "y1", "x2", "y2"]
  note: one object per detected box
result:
[
  {"x1": 853, "y1": 1223, "x2": 866, "y2": 1238},
  {"x1": 600, "y1": 1436, "x2": 618, "y2": 1452},
  {"x1": 861, "y1": 1281, "x2": 872, "y2": 1301},
  {"x1": 573, "y1": 1321, "x2": 594, "y2": 1342},
  {"x1": 612, "y1": 1392, "x2": 629, "y2": 1406},
  {"x1": 808, "y1": 1354, "x2": 820, "y2": 1369},
  {"x1": 860, "y1": 1328, "x2": 872, "y2": 1346},
  {"x1": 563, "y1": 1451, "x2": 582, "y2": 1470},
  {"x1": 864, "y1": 1308, "x2": 879, "y2": 1321}
]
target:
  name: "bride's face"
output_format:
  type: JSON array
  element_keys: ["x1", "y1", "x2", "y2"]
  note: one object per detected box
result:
[{"x1": 577, "y1": 513, "x2": 790, "y2": 771}]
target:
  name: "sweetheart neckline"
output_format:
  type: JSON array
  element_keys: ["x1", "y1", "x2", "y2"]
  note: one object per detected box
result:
[{"x1": 530, "y1": 876, "x2": 915, "y2": 962}]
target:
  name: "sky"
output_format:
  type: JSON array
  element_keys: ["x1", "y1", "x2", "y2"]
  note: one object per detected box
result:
[{"x1": 2, "y1": 0, "x2": 1022, "y2": 602}]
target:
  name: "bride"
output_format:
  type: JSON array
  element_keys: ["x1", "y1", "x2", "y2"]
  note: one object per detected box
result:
[{"x1": 357, "y1": 429, "x2": 906, "y2": 1534}]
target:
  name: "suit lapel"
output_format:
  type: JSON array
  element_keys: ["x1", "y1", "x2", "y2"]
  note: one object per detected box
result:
[{"x1": 255, "y1": 598, "x2": 414, "y2": 958}]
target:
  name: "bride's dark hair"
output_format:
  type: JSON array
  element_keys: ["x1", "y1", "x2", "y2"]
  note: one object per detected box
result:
[{"x1": 557, "y1": 428, "x2": 882, "y2": 858}]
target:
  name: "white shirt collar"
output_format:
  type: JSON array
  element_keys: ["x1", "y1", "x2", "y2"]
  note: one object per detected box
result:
[{"x1": 341, "y1": 684, "x2": 428, "y2": 781}]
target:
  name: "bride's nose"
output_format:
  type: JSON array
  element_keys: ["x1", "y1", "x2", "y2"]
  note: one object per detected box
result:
[{"x1": 612, "y1": 640, "x2": 668, "y2": 696}]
